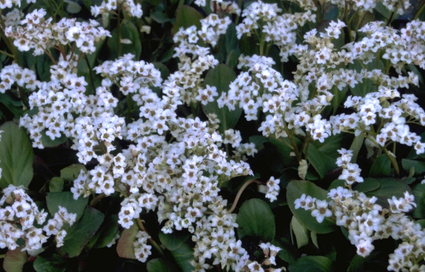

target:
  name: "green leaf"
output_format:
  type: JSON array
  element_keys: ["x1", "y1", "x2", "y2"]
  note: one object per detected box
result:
[
  {"x1": 291, "y1": 216, "x2": 309, "y2": 249},
  {"x1": 159, "y1": 232, "x2": 190, "y2": 251},
  {"x1": 0, "y1": 122, "x2": 34, "y2": 189},
  {"x1": 170, "y1": 243, "x2": 194, "y2": 272},
  {"x1": 311, "y1": 231, "x2": 319, "y2": 248},
  {"x1": 33, "y1": 256, "x2": 65, "y2": 272},
  {"x1": 171, "y1": 5, "x2": 203, "y2": 35},
  {"x1": 413, "y1": 184, "x2": 425, "y2": 219},
  {"x1": 347, "y1": 255, "x2": 365, "y2": 272},
  {"x1": 58, "y1": 206, "x2": 104, "y2": 258},
  {"x1": 0, "y1": 94, "x2": 23, "y2": 120},
  {"x1": 3, "y1": 248, "x2": 27, "y2": 272},
  {"x1": 203, "y1": 64, "x2": 241, "y2": 134},
  {"x1": 349, "y1": 134, "x2": 364, "y2": 163},
  {"x1": 64, "y1": 0, "x2": 82, "y2": 13},
  {"x1": 374, "y1": 1, "x2": 392, "y2": 19},
  {"x1": 287, "y1": 180, "x2": 337, "y2": 234},
  {"x1": 269, "y1": 136, "x2": 299, "y2": 168},
  {"x1": 276, "y1": 237, "x2": 299, "y2": 264},
  {"x1": 36, "y1": 54, "x2": 52, "y2": 81},
  {"x1": 151, "y1": 8, "x2": 172, "y2": 24},
  {"x1": 41, "y1": 131, "x2": 68, "y2": 148},
  {"x1": 307, "y1": 144, "x2": 337, "y2": 179},
  {"x1": 288, "y1": 256, "x2": 332, "y2": 272},
  {"x1": 366, "y1": 178, "x2": 413, "y2": 208},
  {"x1": 353, "y1": 177, "x2": 380, "y2": 193},
  {"x1": 402, "y1": 159, "x2": 425, "y2": 175},
  {"x1": 60, "y1": 164, "x2": 85, "y2": 182},
  {"x1": 225, "y1": 23, "x2": 239, "y2": 54},
  {"x1": 49, "y1": 177, "x2": 64, "y2": 193},
  {"x1": 116, "y1": 223, "x2": 138, "y2": 259},
  {"x1": 107, "y1": 22, "x2": 142, "y2": 60},
  {"x1": 88, "y1": 215, "x2": 119, "y2": 249},
  {"x1": 237, "y1": 198, "x2": 275, "y2": 241},
  {"x1": 46, "y1": 192, "x2": 88, "y2": 221},
  {"x1": 369, "y1": 154, "x2": 391, "y2": 177},
  {"x1": 147, "y1": 258, "x2": 173, "y2": 272}
]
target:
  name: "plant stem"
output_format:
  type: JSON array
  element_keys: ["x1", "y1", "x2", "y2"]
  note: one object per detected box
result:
[
  {"x1": 90, "y1": 193, "x2": 106, "y2": 206},
  {"x1": 136, "y1": 218, "x2": 164, "y2": 255},
  {"x1": 228, "y1": 179, "x2": 259, "y2": 213}
]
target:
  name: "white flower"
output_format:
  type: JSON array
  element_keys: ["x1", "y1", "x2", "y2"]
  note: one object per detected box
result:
[{"x1": 311, "y1": 199, "x2": 332, "y2": 223}]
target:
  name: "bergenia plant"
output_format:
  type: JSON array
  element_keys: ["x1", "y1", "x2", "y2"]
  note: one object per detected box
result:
[{"x1": 0, "y1": 0, "x2": 425, "y2": 271}]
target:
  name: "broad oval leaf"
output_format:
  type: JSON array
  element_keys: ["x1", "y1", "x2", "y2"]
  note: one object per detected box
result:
[
  {"x1": 159, "y1": 232, "x2": 190, "y2": 251},
  {"x1": 402, "y1": 159, "x2": 425, "y2": 175},
  {"x1": 0, "y1": 122, "x2": 34, "y2": 189},
  {"x1": 46, "y1": 192, "x2": 88, "y2": 221},
  {"x1": 3, "y1": 248, "x2": 27, "y2": 272},
  {"x1": 237, "y1": 198, "x2": 275, "y2": 241},
  {"x1": 413, "y1": 183, "x2": 425, "y2": 219},
  {"x1": 116, "y1": 223, "x2": 138, "y2": 259},
  {"x1": 107, "y1": 22, "x2": 141, "y2": 60},
  {"x1": 33, "y1": 256, "x2": 65, "y2": 272},
  {"x1": 365, "y1": 178, "x2": 413, "y2": 208},
  {"x1": 287, "y1": 180, "x2": 337, "y2": 234},
  {"x1": 147, "y1": 258, "x2": 173, "y2": 272},
  {"x1": 88, "y1": 215, "x2": 119, "y2": 249},
  {"x1": 60, "y1": 164, "x2": 85, "y2": 182},
  {"x1": 58, "y1": 206, "x2": 104, "y2": 258},
  {"x1": 171, "y1": 5, "x2": 202, "y2": 35},
  {"x1": 369, "y1": 154, "x2": 391, "y2": 177},
  {"x1": 170, "y1": 243, "x2": 194, "y2": 272},
  {"x1": 288, "y1": 255, "x2": 333, "y2": 272}
]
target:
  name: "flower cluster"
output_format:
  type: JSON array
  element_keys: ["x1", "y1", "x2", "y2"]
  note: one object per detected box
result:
[
  {"x1": 294, "y1": 152, "x2": 425, "y2": 271},
  {"x1": 0, "y1": 0, "x2": 36, "y2": 9},
  {"x1": 0, "y1": 185, "x2": 76, "y2": 252},
  {"x1": 90, "y1": 0, "x2": 143, "y2": 18},
  {"x1": 5, "y1": 9, "x2": 110, "y2": 55},
  {"x1": 133, "y1": 230, "x2": 152, "y2": 263},
  {"x1": 198, "y1": 13, "x2": 232, "y2": 47}
]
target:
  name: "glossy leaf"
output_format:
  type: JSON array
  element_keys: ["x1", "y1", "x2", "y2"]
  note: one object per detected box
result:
[
  {"x1": 159, "y1": 232, "x2": 190, "y2": 251},
  {"x1": 170, "y1": 242, "x2": 194, "y2": 272},
  {"x1": 288, "y1": 255, "x2": 333, "y2": 272},
  {"x1": 46, "y1": 192, "x2": 88, "y2": 221},
  {"x1": 58, "y1": 206, "x2": 104, "y2": 258},
  {"x1": 41, "y1": 131, "x2": 68, "y2": 148},
  {"x1": 237, "y1": 198, "x2": 275, "y2": 241},
  {"x1": 347, "y1": 255, "x2": 365, "y2": 272},
  {"x1": 402, "y1": 159, "x2": 425, "y2": 175},
  {"x1": 291, "y1": 216, "x2": 309, "y2": 248},
  {"x1": 171, "y1": 5, "x2": 203, "y2": 35},
  {"x1": 203, "y1": 64, "x2": 241, "y2": 134},
  {"x1": 413, "y1": 183, "x2": 425, "y2": 219},
  {"x1": 353, "y1": 177, "x2": 380, "y2": 193},
  {"x1": 60, "y1": 164, "x2": 85, "y2": 181},
  {"x1": 147, "y1": 258, "x2": 173, "y2": 272},
  {"x1": 269, "y1": 136, "x2": 299, "y2": 167},
  {"x1": 33, "y1": 256, "x2": 65, "y2": 272},
  {"x1": 108, "y1": 22, "x2": 142, "y2": 60},
  {"x1": 3, "y1": 248, "x2": 27, "y2": 272},
  {"x1": 369, "y1": 154, "x2": 391, "y2": 177},
  {"x1": 0, "y1": 122, "x2": 34, "y2": 189},
  {"x1": 287, "y1": 180, "x2": 337, "y2": 234},
  {"x1": 366, "y1": 178, "x2": 413, "y2": 208},
  {"x1": 116, "y1": 223, "x2": 138, "y2": 259},
  {"x1": 307, "y1": 144, "x2": 336, "y2": 179},
  {"x1": 64, "y1": 0, "x2": 82, "y2": 13},
  {"x1": 49, "y1": 177, "x2": 64, "y2": 193},
  {"x1": 276, "y1": 237, "x2": 299, "y2": 264},
  {"x1": 88, "y1": 215, "x2": 119, "y2": 249}
]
